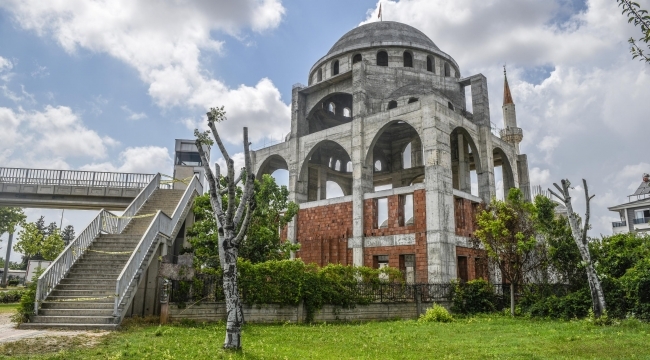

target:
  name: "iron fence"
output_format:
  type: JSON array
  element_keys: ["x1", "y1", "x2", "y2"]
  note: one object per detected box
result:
[{"x1": 0, "y1": 167, "x2": 155, "y2": 188}]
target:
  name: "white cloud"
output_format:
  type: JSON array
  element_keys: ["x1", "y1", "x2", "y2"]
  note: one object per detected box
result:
[
  {"x1": 215, "y1": 152, "x2": 246, "y2": 178},
  {"x1": 1, "y1": 0, "x2": 290, "y2": 144},
  {"x1": 120, "y1": 105, "x2": 147, "y2": 121},
  {"x1": 0, "y1": 105, "x2": 118, "y2": 168},
  {"x1": 0, "y1": 56, "x2": 12, "y2": 73},
  {"x1": 81, "y1": 146, "x2": 173, "y2": 174},
  {"x1": 529, "y1": 167, "x2": 551, "y2": 187}
]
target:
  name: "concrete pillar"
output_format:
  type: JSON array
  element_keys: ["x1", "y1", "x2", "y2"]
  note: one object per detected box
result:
[
  {"x1": 470, "y1": 75, "x2": 491, "y2": 127},
  {"x1": 317, "y1": 165, "x2": 327, "y2": 200},
  {"x1": 421, "y1": 106, "x2": 457, "y2": 283},
  {"x1": 517, "y1": 154, "x2": 531, "y2": 201},
  {"x1": 458, "y1": 134, "x2": 471, "y2": 193},
  {"x1": 477, "y1": 126, "x2": 496, "y2": 203},
  {"x1": 288, "y1": 85, "x2": 308, "y2": 257}
]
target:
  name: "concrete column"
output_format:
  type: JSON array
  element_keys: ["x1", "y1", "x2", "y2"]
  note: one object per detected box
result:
[
  {"x1": 517, "y1": 154, "x2": 531, "y2": 201},
  {"x1": 470, "y1": 75, "x2": 491, "y2": 127},
  {"x1": 288, "y1": 86, "x2": 307, "y2": 257},
  {"x1": 317, "y1": 165, "x2": 327, "y2": 200},
  {"x1": 457, "y1": 134, "x2": 471, "y2": 193},
  {"x1": 477, "y1": 126, "x2": 496, "y2": 203},
  {"x1": 422, "y1": 106, "x2": 457, "y2": 283}
]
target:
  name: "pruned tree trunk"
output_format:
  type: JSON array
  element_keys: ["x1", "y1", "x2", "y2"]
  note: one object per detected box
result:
[
  {"x1": 195, "y1": 107, "x2": 255, "y2": 350},
  {"x1": 549, "y1": 179, "x2": 606, "y2": 317},
  {"x1": 510, "y1": 283, "x2": 515, "y2": 317}
]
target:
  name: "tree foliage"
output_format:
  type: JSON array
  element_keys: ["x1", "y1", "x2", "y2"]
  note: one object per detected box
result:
[
  {"x1": 188, "y1": 174, "x2": 299, "y2": 268},
  {"x1": 618, "y1": 0, "x2": 650, "y2": 63},
  {"x1": 13, "y1": 221, "x2": 65, "y2": 261},
  {"x1": 0, "y1": 207, "x2": 26, "y2": 234}
]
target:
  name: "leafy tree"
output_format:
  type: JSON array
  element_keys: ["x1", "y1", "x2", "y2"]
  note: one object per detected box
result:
[
  {"x1": 188, "y1": 174, "x2": 299, "y2": 268},
  {"x1": 61, "y1": 225, "x2": 75, "y2": 245},
  {"x1": 0, "y1": 259, "x2": 24, "y2": 270},
  {"x1": 535, "y1": 195, "x2": 585, "y2": 288},
  {"x1": 45, "y1": 222, "x2": 58, "y2": 237},
  {"x1": 0, "y1": 207, "x2": 25, "y2": 235},
  {"x1": 473, "y1": 188, "x2": 542, "y2": 316},
  {"x1": 618, "y1": 0, "x2": 650, "y2": 63},
  {"x1": 14, "y1": 221, "x2": 65, "y2": 261}
]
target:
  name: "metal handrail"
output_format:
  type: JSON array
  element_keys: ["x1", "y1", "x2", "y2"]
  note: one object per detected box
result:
[
  {"x1": 0, "y1": 167, "x2": 155, "y2": 188},
  {"x1": 34, "y1": 209, "x2": 115, "y2": 314},
  {"x1": 113, "y1": 175, "x2": 202, "y2": 316},
  {"x1": 116, "y1": 174, "x2": 161, "y2": 233},
  {"x1": 612, "y1": 221, "x2": 627, "y2": 228}
]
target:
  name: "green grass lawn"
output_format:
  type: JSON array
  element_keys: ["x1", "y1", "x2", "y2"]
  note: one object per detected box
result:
[
  {"x1": 1, "y1": 315, "x2": 650, "y2": 359},
  {"x1": 0, "y1": 303, "x2": 18, "y2": 314}
]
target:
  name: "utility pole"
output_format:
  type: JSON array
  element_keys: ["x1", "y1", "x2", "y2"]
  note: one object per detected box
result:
[{"x1": 2, "y1": 232, "x2": 14, "y2": 288}]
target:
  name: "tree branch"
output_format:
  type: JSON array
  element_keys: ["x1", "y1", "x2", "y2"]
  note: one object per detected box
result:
[
  {"x1": 582, "y1": 179, "x2": 592, "y2": 245},
  {"x1": 234, "y1": 128, "x2": 254, "y2": 226},
  {"x1": 196, "y1": 140, "x2": 224, "y2": 221},
  {"x1": 233, "y1": 205, "x2": 253, "y2": 246},
  {"x1": 548, "y1": 188, "x2": 564, "y2": 203}
]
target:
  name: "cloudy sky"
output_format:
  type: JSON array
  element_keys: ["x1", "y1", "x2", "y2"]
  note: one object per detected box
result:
[{"x1": 0, "y1": 0, "x2": 648, "y2": 261}]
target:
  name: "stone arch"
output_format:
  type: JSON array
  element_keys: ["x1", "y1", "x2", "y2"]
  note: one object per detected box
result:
[
  {"x1": 365, "y1": 120, "x2": 424, "y2": 190},
  {"x1": 352, "y1": 53, "x2": 362, "y2": 64},
  {"x1": 256, "y1": 154, "x2": 289, "y2": 181},
  {"x1": 450, "y1": 127, "x2": 482, "y2": 197},
  {"x1": 492, "y1": 147, "x2": 515, "y2": 199},
  {"x1": 306, "y1": 92, "x2": 353, "y2": 135},
  {"x1": 298, "y1": 140, "x2": 353, "y2": 201}
]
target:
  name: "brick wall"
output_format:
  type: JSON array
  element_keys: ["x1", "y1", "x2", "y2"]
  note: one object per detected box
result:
[
  {"x1": 295, "y1": 201, "x2": 353, "y2": 266},
  {"x1": 454, "y1": 197, "x2": 479, "y2": 237},
  {"x1": 455, "y1": 246, "x2": 489, "y2": 281},
  {"x1": 362, "y1": 189, "x2": 428, "y2": 283}
]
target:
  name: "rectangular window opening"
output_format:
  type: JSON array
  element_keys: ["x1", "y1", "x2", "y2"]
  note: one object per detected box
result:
[
  {"x1": 376, "y1": 198, "x2": 388, "y2": 229},
  {"x1": 400, "y1": 254, "x2": 416, "y2": 284}
]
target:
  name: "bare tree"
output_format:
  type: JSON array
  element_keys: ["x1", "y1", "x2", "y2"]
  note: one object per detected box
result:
[
  {"x1": 548, "y1": 179, "x2": 606, "y2": 318},
  {"x1": 195, "y1": 106, "x2": 256, "y2": 350}
]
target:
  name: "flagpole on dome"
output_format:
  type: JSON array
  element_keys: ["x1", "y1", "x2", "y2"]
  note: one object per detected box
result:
[{"x1": 378, "y1": 2, "x2": 383, "y2": 22}]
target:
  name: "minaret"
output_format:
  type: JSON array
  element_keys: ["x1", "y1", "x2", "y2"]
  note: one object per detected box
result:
[{"x1": 500, "y1": 66, "x2": 523, "y2": 154}]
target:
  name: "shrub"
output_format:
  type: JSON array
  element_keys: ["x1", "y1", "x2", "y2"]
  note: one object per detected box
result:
[
  {"x1": 0, "y1": 289, "x2": 26, "y2": 303},
  {"x1": 11, "y1": 270, "x2": 42, "y2": 324},
  {"x1": 7, "y1": 279, "x2": 20, "y2": 286},
  {"x1": 450, "y1": 279, "x2": 497, "y2": 314},
  {"x1": 419, "y1": 304, "x2": 453, "y2": 323},
  {"x1": 519, "y1": 287, "x2": 591, "y2": 320}
]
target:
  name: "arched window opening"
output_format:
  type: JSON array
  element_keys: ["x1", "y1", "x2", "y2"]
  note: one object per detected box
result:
[
  {"x1": 326, "y1": 181, "x2": 345, "y2": 199},
  {"x1": 328, "y1": 102, "x2": 336, "y2": 114},
  {"x1": 403, "y1": 51, "x2": 413, "y2": 67},
  {"x1": 408, "y1": 97, "x2": 418, "y2": 104},
  {"x1": 426, "y1": 56, "x2": 434, "y2": 72},
  {"x1": 317, "y1": 69, "x2": 323, "y2": 82},
  {"x1": 403, "y1": 143, "x2": 412, "y2": 169},
  {"x1": 346, "y1": 161, "x2": 352, "y2": 172},
  {"x1": 388, "y1": 100, "x2": 397, "y2": 110},
  {"x1": 377, "y1": 51, "x2": 388, "y2": 66},
  {"x1": 329, "y1": 157, "x2": 334, "y2": 168},
  {"x1": 343, "y1": 107, "x2": 351, "y2": 117},
  {"x1": 332, "y1": 60, "x2": 339, "y2": 76},
  {"x1": 335, "y1": 160, "x2": 341, "y2": 171},
  {"x1": 448, "y1": 102, "x2": 454, "y2": 110},
  {"x1": 444, "y1": 62, "x2": 451, "y2": 77},
  {"x1": 353, "y1": 54, "x2": 362, "y2": 64},
  {"x1": 374, "y1": 160, "x2": 382, "y2": 171}
]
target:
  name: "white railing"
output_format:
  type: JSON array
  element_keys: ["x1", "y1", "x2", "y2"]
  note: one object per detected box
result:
[
  {"x1": 0, "y1": 167, "x2": 155, "y2": 188},
  {"x1": 34, "y1": 174, "x2": 162, "y2": 315},
  {"x1": 113, "y1": 175, "x2": 202, "y2": 316},
  {"x1": 116, "y1": 174, "x2": 161, "y2": 233},
  {"x1": 35, "y1": 210, "x2": 115, "y2": 313}
]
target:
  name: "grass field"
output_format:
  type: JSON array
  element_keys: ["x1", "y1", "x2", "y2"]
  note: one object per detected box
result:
[
  {"x1": 0, "y1": 304, "x2": 18, "y2": 314},
  {"x1": 1, "y1": 315, "x2": 650, "y2": 359}
]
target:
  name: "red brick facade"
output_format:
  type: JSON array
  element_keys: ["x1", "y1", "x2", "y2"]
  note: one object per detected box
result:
[
  {"x1": 455, "y1": 246, "x2": 488, "y2": 282},
  {"x1": 295, "y1": 202, "x2": 353, "y2": 266},
  {"x1": 361, "y1": 190, "x2": 428, "y2": 283},
  {"x1": 454, "y1": 197, "x2": 480, "y2": 237}
]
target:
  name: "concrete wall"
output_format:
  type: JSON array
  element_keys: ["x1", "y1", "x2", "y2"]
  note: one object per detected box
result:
[{"x1": 169, "y1": 301, "x2": 448, "y2": 323}]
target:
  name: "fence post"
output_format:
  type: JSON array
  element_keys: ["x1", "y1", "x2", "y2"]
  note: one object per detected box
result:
[{"x1": 415, "y1": 285, "x2": 422, "y2": 317}]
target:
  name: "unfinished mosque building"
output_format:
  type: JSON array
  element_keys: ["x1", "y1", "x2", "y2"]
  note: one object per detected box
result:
[{"x1": 252, "y1": 22, "x2": 529, "y2": 284}]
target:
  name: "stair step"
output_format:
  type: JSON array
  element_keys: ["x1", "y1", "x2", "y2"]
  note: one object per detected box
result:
[
  {"x1": 40, "y1": 301, "x2": 114, "y2": 310},
  {"x1": 39, "y1": 308, "x2": 115, "y2": 316},
  {"x1": 19, "y1": 323, "x2": 119, "y2": 330},
  {"x1": 31, "y1": 315, "x2": 117, "y2": 325},
  {"x1": 56, "y1": 283, "x2": 114, "y2": 290},
  {"x1": 45, "y1": 296, "x2": 115, "y2": 303},
  {"x1": 50, "y1": 289, "x2": 116, "y2": 297}
]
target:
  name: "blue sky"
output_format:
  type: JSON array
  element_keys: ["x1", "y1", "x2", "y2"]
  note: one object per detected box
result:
[{"x1": 0, "y1": 0, "x2": 648, "y2": 262}]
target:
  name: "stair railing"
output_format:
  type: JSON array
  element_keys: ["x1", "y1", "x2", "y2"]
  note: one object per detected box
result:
[
  {"x1": 116, "y1": 173, "x2": 161, "y2": 233},
  {"x1": 34, "y1": 173, "x2": 162, "y2": 315},
  {"x1": 113, "y1": 175, "x2": 202, "y2": 317},
  {"x1": 34, "y1": 209, "x2": 115, "y2": 314}
]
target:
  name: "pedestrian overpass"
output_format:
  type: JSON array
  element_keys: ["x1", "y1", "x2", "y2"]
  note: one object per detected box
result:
[{"x1": 0, "y1": 167, "x2": 156, "y2": 210}]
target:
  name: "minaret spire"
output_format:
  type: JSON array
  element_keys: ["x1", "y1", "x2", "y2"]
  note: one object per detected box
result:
[
  {"x1": 499, "y1": 65, "x2": 523, "y2": 154},
  {"x1": 503, "y1": 65, "x2": 514, "y2": 105}
]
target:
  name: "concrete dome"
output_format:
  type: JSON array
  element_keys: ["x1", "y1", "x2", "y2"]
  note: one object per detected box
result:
[{"x1": 327, "y1": 21, "x2": 440, "y2": 55}]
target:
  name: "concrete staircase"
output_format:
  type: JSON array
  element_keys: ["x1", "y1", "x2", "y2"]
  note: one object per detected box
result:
[{"x1": 23, "y1": 189, "x2": 185, "y2": 329}]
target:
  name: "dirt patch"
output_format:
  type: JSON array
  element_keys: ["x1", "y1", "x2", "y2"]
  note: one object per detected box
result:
[{"x1": 0, "y1": 332, "x2": 109, "y2": 357}]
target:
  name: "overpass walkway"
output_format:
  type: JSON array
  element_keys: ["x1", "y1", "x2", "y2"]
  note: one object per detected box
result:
[{"x1": 0, "y1": 167, "x2": 157, "y2": 210}]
